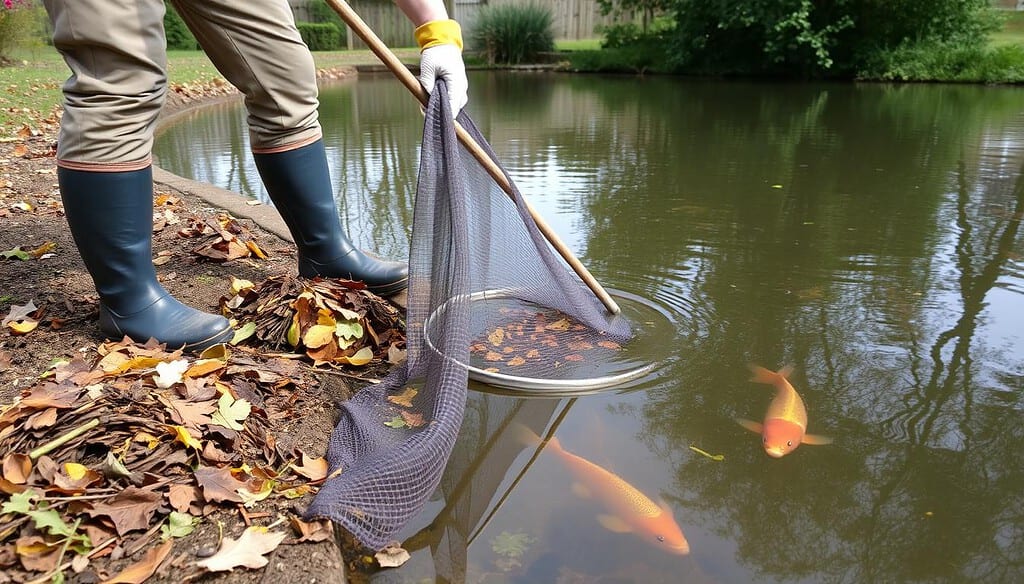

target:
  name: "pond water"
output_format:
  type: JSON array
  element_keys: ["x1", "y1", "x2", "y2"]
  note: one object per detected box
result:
[{"x1": 154, "y1": 72, "x2": 1024, "y2": 583}]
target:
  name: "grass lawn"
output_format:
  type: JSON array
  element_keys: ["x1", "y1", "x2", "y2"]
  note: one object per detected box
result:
[
  {"x1": 991, "y1": 10, "x2": 1024, "y2": 46},
  {"x1": 0, "y1": 47, "x2": 420, "y2": 134},
  {"x1": 556, "y1": 38, "x2": 602, "y2": 51}
]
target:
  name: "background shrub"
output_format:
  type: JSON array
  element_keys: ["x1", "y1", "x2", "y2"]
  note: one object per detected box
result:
[
  {"x1": 468, "y1": 3, "x2": 555, "y2": 65},
  {"x1": 164, "y1": 2, "x2": 198, "y2": 50},
  {"x1": 0, "y1": 1, "x2": 48, "y2": 60},
  {"x1": 297, "y1": 22, "x2": 343, "y2": 51}
]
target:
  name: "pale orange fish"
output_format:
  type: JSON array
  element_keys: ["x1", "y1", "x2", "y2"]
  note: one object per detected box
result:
[
  {"x1": 517, "y1": 425, "x2": 690, "y2": 555},
  {"x1": 736, "y1": 364, "x2": 832, "y2": 458}
]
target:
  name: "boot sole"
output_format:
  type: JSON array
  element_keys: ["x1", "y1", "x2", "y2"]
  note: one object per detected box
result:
[{"x1": 369, "y1": 277, "x2": 409, "y2": 297}]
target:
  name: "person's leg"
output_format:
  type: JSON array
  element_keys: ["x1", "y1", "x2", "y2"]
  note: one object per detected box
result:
[
  {"x1": 172, "y1": 0, "x2": 408, "y2": 295},
  {"x1": 42, "y1": 0, "x2": 232, "y2": 351}
]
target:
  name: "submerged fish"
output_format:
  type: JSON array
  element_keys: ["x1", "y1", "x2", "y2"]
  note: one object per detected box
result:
[
  {"x1": 517, "y1": 425, "x2": 690, "y2": 555},
  {"x1": 737, "y1": 364, "x2": 832, "y2": 458}
]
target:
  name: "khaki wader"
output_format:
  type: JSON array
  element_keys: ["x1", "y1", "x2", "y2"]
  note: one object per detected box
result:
[{"x1": 42, "y1": 0, "x2": 323, "y2": 170}]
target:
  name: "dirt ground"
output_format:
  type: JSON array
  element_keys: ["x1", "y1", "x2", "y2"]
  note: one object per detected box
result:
[{"x1": 0, "y1": 68, "x2": 395, "y2": 583}]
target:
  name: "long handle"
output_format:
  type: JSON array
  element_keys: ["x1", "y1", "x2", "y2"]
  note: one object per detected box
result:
[{"x1": 326, "y1": 0, "x2": 621, "y2": 315}]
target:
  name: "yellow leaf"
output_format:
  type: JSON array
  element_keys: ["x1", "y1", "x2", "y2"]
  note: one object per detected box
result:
[
  {"x1": 133, "y1": 431, "x2": 161, "y2": 449},
  {"x1": 387, "y1": 387, "x2": 418, "y2": 408},
  {"x1": 303, "y1": 324, "x2": 335, "y2": 349},
  {"x1": 167, "y1": 425, "x2": 202, "y2": 450},
  {"x1": 286, "y1": 316, "x2": 300, "y2": 347},
  {"x1": 112, "y1": 356, "x2": 164, "y2": 375},
  {"x1": 245, "y1": 240, "x2": 268, "y2": 259},
  {"x1": 316, "y1": 310, "x2": 337, "y2": 327},
  {"x1": 488, "y1": 327, "x2": 505, "y2": 346},
  {"x1": 199, "y1": 343, "x2": 229, "y2": 360},
  {"x1": 7, "y1": 319, "x2": 38, "y2": 334},
  {"x1": 185, "y1": 358, "x2": 226, "y2": 378},
  {"x1": 229, "y1": 276, "x2": 254, "y2": 295},
  {"x1": 337, "y1": 346, "x2": 373, "y2": 366},
  {"x1": 64, "y1": 462, "x2": 88, "y2": 480},
  {"x1": 28, "y1": 241, "x2": 56, "y2": 258}
]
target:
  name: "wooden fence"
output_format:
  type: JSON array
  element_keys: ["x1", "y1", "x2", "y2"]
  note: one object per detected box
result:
[{"x1": 289, "y1": 0, "x2": 635, "y2": 48}]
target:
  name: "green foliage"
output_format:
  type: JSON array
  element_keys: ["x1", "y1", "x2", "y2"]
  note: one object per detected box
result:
[
  {"x1": 468, "y1": 3, "x2": 555, "y2": 65},
  {"x1": 567, "y1": 40, "x2": 672, "y2": 74},
  {"x1": 596, "y1": 0, "x2": 672, "y2": 32},
  {"x1": 297, "y1": 22, "x2": 343, "y2": 51},
  {"x1": 663, "y1": 0, "x2": 1001, "y2": 77},
  {"x1": 600, "y1": 22, "x2": 642, "y2": 49},
  {"x1": 859, "y1": 41, "x2": 1024, "y2": 83},
  {"x1": 164, "y1": 2, "x2": 198, "y2": 51},
  {"x1": 0, "y1": 2, "x2": 48, "y2": 60},
  {"x1": 307, "y1": 0, "x2": 344, "y2": 28}
]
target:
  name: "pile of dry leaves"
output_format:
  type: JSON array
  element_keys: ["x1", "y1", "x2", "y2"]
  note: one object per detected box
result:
[
  {"x1": 0, "y1": 338, "x2": 339, "y2": 583},
  {"x1": 0, "y1": 271, "x2": 410, "y2": 583}
]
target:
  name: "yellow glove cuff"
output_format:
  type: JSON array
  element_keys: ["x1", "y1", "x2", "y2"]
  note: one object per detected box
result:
[{"x1": 415, "y1": 19, "x2": 463, "y2": 52}]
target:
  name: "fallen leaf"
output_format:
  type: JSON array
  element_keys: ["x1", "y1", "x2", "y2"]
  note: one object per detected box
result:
[
  {"x1": 387, "y1": 387, "x2": 418, "y2": 408},
  {"x1": 185, "y1": 358, "x2": 226, "y2": 378},
  {"x1": 160, "y1": 511, "x2": 198, "y2": 540},
  {"x1": 230, "y1": 321, "x2": 256, "y2": 345},
  {"x1": 303, "y1": 324, "x2": 335, "y2": 349},
  {"x1": 290, "y1": 517, "x2": 332, "y2": 543},
  {"x1": 209, "y1": 392, "x2": 250, "y2": 431},
  {"x1": 374, "y1": 542, "x2": 411, "y2": 568},
  {"x1": 101, "y1": 539, "x2": 173, "y2": 584},
  {"x1": 229, "y1": 276, "x2": 254, "y2": 295},
  {"x1": 27, "y1": 241, "x2": 56, "y2": 258},
  {"x1": 488, "y1": 328, "x2": 505, "y2": 346},
  {"x1": 85, "y1": 486, "x2": 163, "y2": 536},
  {"x1": 194, "y1": 466, "x2": 246, "y2": 503},
  {"x1": 166, "y1": 484, "x2": 200, "y2": 513},
  {"x1": 167, "y1": 425, "x2": 203, "y2": 450},
  {"x1": 195, "y1": 526, "x2": 287, "y2": 572},
  {"x1": 1, "y1": 246, "x2": 30, "y2": 260},
  {"x1": 245, "y1": 240, "x2": 267, "y2": 259},
  {"x1": 334, "y1": 320, "x2": 363, "y2": 341},
  {"x1": 399, "y1": 410, "x2": 426, "y2": 428},
  {"x1": 2, "y1": 453, "x2": 31, "y2": 484},
  {"x1": 2, "y1": 300, "x2": 39, "y2": 328},
  {"x1": 290, "y1": 453, "x2": 328, "y2": 481},
  {"x1": 546, "y1": 319, "x2": 571, "y2": 331},
  {"x1": 336, "y1": 346, "x2": 373, "y2": 366},
  {"x1": 8, "y1": 319, "x2": 39, "y2": 334},
  {"x1": 383, "y1": 416, "x2": 407, "y2": 429}
]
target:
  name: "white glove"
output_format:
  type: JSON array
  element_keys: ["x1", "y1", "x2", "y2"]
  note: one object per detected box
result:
[{"x1": 419, "y1": 44, "x2": 468, "y2": 117}]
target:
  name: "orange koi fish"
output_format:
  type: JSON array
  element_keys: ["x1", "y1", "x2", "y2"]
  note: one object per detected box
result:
[
  {"x1": 736, "y1": 364, "x2": 832, "y2": 458},
  {"x1": 517, "y1": 425, "x2": 690, "y2": 555}
]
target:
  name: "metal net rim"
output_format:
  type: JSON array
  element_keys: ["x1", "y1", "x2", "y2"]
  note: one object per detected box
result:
[{"x1": 423, "y1": 288, "x2": 656, "y2": 392}]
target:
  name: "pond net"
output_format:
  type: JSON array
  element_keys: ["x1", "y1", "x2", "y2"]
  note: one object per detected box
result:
[{"x1": 306, "y1": 82, "x2": 632, "y2": 551}]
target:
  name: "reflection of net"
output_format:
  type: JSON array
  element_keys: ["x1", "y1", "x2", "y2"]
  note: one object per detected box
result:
[{"x1": 306, "y1": 83, "x2": 631, "y2": 550}]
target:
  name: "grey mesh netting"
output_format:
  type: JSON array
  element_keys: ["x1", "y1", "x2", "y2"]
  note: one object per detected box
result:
[{"x1": 306, "y1": 82, "x2": 632, "y2": 550}]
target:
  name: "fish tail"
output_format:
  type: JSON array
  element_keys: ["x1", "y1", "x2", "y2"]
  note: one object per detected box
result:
[{"x1": 748, "y1": 364, "x2": 795, "y2": 385}]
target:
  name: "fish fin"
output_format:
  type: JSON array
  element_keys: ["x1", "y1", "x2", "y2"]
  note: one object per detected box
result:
[
  {"x1": 748, "y1": 363, "x2": 795, "y2": 384},
  {"x1": 657, "y1": 496, "x2": 674, "y2": 515},
  {"x1": 513, "y1": 423, "x2": 543, "y2": 447},
  {"x1": 735, "y1": 418, "x2": 764, "y2": 434},
  {"x1": 571, "y1": 481, "x2": 592, "y2": 499},
  {"x1": 597, "y1": 514, "x2": 633, "y2": 533},
  {"x1": 802, "y1": 433, "x2": 833, "y2": 446}
]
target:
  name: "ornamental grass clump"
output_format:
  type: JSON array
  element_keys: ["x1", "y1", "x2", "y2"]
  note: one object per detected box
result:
[{"x1": 468, "y1": 3, "x2": 555, "y2": 65}]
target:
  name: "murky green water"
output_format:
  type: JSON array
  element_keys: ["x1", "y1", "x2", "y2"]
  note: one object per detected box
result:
[{"x1": 155, "y1": 73, "x2": 1024, "y2": 583}]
